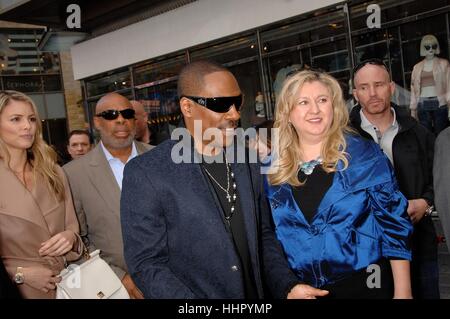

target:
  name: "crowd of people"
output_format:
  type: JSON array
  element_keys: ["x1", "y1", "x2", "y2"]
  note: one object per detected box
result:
[{"x1": 0, "y1": 56, "x2": 449, "y2": 299}]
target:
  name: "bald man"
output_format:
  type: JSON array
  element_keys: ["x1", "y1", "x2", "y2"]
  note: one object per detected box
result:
[
  {"x1": 130, "y1": 100, "x2": 151, "y2": 144},
  {"x1": 63, "y1": 93, "x2": 153, "y2": 299}
]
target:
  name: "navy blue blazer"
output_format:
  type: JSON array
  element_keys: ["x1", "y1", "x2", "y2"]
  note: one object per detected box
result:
[
  {"x1": 264, "y1": 135, "x2": 413, "y2": 288},
  {"x1": 121, "y1": 138, "x2": 298, "y2": 298}
]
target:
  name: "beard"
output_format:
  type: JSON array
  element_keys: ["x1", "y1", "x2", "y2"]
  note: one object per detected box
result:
[{"x1": 100, "y1": 127, "x2": 136, "y2": 150}]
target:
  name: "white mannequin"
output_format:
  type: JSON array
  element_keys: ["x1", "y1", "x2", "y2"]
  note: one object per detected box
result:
[
  {"x1": 410, "y1": 34, "x2": 450, "y2": 134},
  {"x1": 420, "y1": 35, "x2": 439, "y2": 99}
]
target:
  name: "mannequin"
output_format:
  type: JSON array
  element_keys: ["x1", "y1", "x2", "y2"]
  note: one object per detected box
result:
[
  {"x1": 410, "y1": 34, "x2": 450, "y2": 135},
  {"x1": 254, "y1": 91, "x2": 265, "y2": 118}
]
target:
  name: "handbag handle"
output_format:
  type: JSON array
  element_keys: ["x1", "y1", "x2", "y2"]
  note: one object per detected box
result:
[{"x1": 80, "y1": 239, "x2": 91, "y2": 261}]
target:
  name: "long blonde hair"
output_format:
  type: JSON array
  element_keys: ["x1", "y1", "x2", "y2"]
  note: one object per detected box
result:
[
  {"x1": 0, "y1": 90, "x2": 65, "y2": 201},
  {"x1": 268, "y1": 70, "x2": 352, "y2": 186}
]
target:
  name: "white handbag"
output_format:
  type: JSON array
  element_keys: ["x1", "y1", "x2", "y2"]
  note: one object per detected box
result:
[{"x1": 56, "y1": 249, "x2": 130, "y2": 299}]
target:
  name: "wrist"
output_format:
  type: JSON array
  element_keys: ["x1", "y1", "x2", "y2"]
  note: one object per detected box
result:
[
  {"x1": 14, "y1": 266, "x2": 25, "y2": 285},
  {"x1": 424, "y1": 199, "x2": 434, "y2": 217}
]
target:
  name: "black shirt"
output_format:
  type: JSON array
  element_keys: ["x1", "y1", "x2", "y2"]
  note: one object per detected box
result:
[
  {"x1": 202, "y1": 157, "x2": 258, "y2": 299},
  {"x1": 292, "y1": 166, "x2": 334, "y2": 224}
]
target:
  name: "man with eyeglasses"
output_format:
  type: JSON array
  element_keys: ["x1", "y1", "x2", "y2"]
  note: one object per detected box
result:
[
  {"x1": 121, "y1": 60, "x2": 302, "y2": 299},
  {"x1": 349, "y1": 59, "x2": 439, "y2": 299},
  {"x1": 63, "y1": 92, "x2": 153, "y2": 299}
]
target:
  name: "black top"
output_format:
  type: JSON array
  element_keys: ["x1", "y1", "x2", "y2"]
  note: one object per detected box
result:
[
  {"x1": 202, "y1": 157, "x2": 258, "y2": 299},
  {"x1": 292, "y1": 166, "x2": 334, "y2": 224}
]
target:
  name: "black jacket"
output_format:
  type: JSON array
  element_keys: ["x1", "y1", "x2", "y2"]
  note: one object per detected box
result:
[{"x1": 349, "y1": 104, "x2": 437, "y2": 260}]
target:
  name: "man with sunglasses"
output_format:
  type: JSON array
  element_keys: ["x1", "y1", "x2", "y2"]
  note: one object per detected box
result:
[
  {"x1": 121, "y1": 60, "x2": 301, "y2": 298},
  {"x1": 64, "y1": 92, "x2": 153, "y2": 299},
  {"x1": 350, "y1": 59, "x2": 439, "y2": 299}
]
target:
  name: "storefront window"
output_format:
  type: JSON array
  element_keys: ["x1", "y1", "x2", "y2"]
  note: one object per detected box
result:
[
  {"x1": 350, "y1": 0, "x2": 450, "y2": 110},
  {"x1": 190, "y1": 34, "x2": 257, "y2": 65},
  {"x1": 86, "y1": 68, "x2": 131, "y2": 97},
  {"x1": 43, "y1": 74, "x2": 62, "y2": 91},
  {"x1": 134, "y1": 54, "x2": 185, "y2": 85},
  {"x1": 190, "y1": 34, "x2": 262, "y2": 128},
  {"x1": 39, "y1": 52, "x2": 60, "y2": 74},
  {"x1": 135, "y1": 81, "x2": 179, "y2": 145},
  {"x1": 261, "y1": 8, "x2": 350, "y2": 107}
]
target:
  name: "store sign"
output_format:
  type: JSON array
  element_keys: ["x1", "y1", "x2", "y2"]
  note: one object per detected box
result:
[{"x1": 4, "y1": 76, "x2": 42, "y2": 92}]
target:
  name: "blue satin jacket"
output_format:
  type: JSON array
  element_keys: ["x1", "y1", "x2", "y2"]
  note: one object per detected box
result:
[{"x1": 264, "y1": 134, "x2": 413, "y2": 288}]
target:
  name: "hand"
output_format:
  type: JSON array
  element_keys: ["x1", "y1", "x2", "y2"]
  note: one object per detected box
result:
[
  {"x1": 287, "y1": 284, "x2": 329, "y2": 299},
  {"x1": 39, "y1": 230, "x2": 76, "y2": 257},
  {"x1": 122, "y1": 274, "x2": 144, "y2": 299},
  {"x1": 411, "y1": 109, "x2": 418, "y2": 119},
  {"x1": 22, "y1": 266, "x2": 61, "y2": 293},
  {"x1": 407, "y1": 199, "x2": 428, "y2": 224}
]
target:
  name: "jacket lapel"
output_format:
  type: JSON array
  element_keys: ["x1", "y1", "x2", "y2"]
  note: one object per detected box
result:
[
  {"x1": 87, "y1": 144, "x2": 121, "y2": 216},
  {"x1": 0, "y1": 162, "x2": 50, "y2": 235}
]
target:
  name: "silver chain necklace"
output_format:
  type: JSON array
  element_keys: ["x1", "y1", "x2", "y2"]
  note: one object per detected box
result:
[{"x1": 202, "y1": 158, "x2": 237, "y2": 224}]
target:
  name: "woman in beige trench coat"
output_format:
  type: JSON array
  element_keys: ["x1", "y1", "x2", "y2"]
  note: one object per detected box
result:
[{"x1": 0, "y1": 90, "x2": 82, "y2": 299}]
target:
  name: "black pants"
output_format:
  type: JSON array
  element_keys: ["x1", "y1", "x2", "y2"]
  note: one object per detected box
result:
[{"x1": 321, "y1": 259, "x2": 394, "y2": 299}]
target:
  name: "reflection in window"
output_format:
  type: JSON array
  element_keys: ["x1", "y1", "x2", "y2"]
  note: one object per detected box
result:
[
  {"x1": 86, "y1": 69, "x2": 131, "y2": 97},
  {"x1": 136, "y1": 81, "x2": 180, "y2": 145},
  {"x1": 190, "y1": 34, "x2": 258, "y2": 65},
  {"x1": 0, "y1": 28, "x2": 59, "y2": 75},
  {"x1": 134, "y1": 54, "x2": 185, "y2": 85}
]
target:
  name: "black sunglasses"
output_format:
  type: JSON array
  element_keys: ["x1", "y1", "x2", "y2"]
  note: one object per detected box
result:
[
  {"x1": 424, "y1": 44, "x2": 438, "y2": 50},
  {"x1": 95, "y1": 108, "x2": 135, "y2": 120},
  {"x1": 181, "y1": 95, "x2": 243, "y2": 113},
  {"x1": 352, "y1": 58, "x2": 390, "y2": 84}
]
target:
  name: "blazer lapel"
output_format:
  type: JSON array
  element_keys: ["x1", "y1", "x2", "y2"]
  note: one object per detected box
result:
[
  {"x1": 87, "y1": 145, "x2": 121, "y2": 216},
  {"x1": 0, "y1": 162, "x2": 50, "y2": 234}
]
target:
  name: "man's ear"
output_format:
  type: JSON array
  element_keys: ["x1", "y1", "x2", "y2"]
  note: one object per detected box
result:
[
  {"x1": 352, "y1": 89, "x2": 359, "y2": 102},
  {"x1": 93, "y1": 116, "x2": 101, "y2": 131},
  {"x1": 389, "y1": 81, "x2": 395, "y2": 96},
  {"x1": 180, "y1": 97, "x2": 193, "y2": 118}
]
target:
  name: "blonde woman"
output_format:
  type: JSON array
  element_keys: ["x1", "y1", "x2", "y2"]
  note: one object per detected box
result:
[
  {"x1": 0, "y1": 90, "x2": 81, "y2": 298},
  {"x1": 265, "y1": 70, "x2": 413, "y2": 299}
]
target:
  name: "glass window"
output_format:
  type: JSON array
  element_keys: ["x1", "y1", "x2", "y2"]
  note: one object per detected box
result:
[
  {"x1": 39, "y1": 52, "x2": 60, "y2": 74},
  {"x1": 135, "y1": 81, "x2": 179, "y2": 145},
  {"x1": 190, "y1": 34, "x2": 258, "y2": 65},
  {"x1": 0, "y1": 29, "x2": 42, "y2": 75},
  {"x1": 29, "y1": 94, "x2": 46, "y2": 119},
  {"x1": 86, "y1": 69, "x2": 131, "y2": 97},
  {"x1": 45, "y1": 93, "x2": 66, "y2": 119},
  {"x1": 190, "y1": 34, "x2": 262, "y2": 128},
  {"x1": 43, "y1": 74, "x2": 62, "y2": 91},
  {"x1": 134, "y1": 54, "x2": 185, "y2": 85},
  {"x1": 261, "y1": 8, "x2": 350, "y2": 106},
  {"x1": 228, "y1": 61, "x2": 262, "y2": 128}
]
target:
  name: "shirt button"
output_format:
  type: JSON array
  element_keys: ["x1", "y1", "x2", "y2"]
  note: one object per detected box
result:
[
  {"x1": 310, "y1": 226, "x2": 319, "y2": 235},
  {"x1": 231, "y1": 265, "x2": 239, "y2": 272}
]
